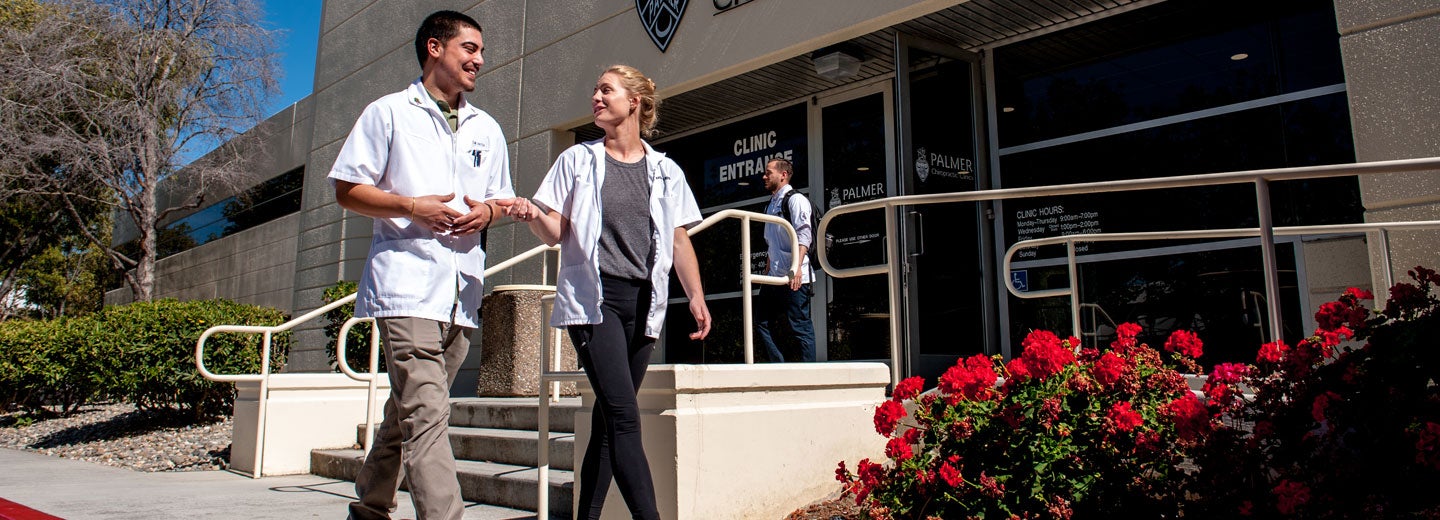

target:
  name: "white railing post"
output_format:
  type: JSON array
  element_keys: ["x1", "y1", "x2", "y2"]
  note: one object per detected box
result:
[
  {"x1": 885, "y1": 209, "x2": 904, "y2": 387},
  {"x1": 1254, "y1": 178, "x2": 1284, "y2": 343},
  {"x1": 1066, "y1": 241, "x2": 1081, "y2": 341},
  {"x1": 741, "y1": 214, "x2": 755, "y2": 364}
]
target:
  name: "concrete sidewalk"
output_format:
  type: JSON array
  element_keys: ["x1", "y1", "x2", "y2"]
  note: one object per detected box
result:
[{"x1": 0, "y1": 448, "x2": 537, "y2": 519}]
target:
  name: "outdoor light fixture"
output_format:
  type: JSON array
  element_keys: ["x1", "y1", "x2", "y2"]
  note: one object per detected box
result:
[
  {"x1": 1231, "y1": 53, "x2": 1249, "y2": 61},
  {"x1": 812, "y1": 43, "x2": 863, "y2": 81}
]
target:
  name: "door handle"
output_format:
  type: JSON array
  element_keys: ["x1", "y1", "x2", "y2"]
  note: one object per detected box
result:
[{"x1": 909, "y1": 210, "x2": 925, "y2": 258}]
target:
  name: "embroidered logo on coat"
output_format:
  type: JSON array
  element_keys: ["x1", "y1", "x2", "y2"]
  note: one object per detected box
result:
[{"x1": 637, "y1": 0, "x2": 687, "y2": 52}]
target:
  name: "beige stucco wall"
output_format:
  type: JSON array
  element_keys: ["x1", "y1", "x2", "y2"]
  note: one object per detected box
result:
[
  {"x1": 104, "y1": 213, "x2": 300, "y2": 312},
  {"x1": 1333, "y1": 0, "x2": 1440, "y2": 291}
]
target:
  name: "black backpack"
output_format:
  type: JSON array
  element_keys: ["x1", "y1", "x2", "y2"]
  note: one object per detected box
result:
[{"x1": 779, "y1": 189, "x2": 824, "y2": 266}]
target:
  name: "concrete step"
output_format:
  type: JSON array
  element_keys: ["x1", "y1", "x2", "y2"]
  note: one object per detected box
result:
[
  {"x1": 450, "y1": 397, "x2": 583, "y2": 432},
  {"x1": 312, "y1": 449, "x2": 574, "y2": 517},
  {"x1": 451, "y1": 426, "x2": 576, "y2": 471},
  {"x1": 351, "y1": 425, "x2": 577, "y2": 471}
]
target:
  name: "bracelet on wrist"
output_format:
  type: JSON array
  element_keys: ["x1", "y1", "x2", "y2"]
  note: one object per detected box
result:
[{"x1": 480, "y1": 201, "x2": 495, "y2": 231}]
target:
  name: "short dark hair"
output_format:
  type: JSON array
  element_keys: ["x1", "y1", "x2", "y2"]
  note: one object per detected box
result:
[
  {"x1": 415, "y1": 11, "x2": 482, "y2": 69},
  {"x1": 768, "y1": 158, "x2": 794, "y2": 177}
]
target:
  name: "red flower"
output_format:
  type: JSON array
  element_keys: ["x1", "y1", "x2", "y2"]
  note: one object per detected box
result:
[
  {"x1": 1091, "y1": 352, "x2": 1129, "y2": 388},
  {"x1": 1005, "y1": 357, "x2": 1030, "y2": 381},
  {"x1": 1344, "y1": 287, "x2": 1373, "y2": 300},
  {"x1": 978, "y1": 472, "x2": 1003, "y2": 499},
  {"x1": 854, "y1": 458, "x2": 883, "y2": 503},
  {"x1": 1163, "y1": 329, "x2": 1204, "y2": 358},
  {"x1": 1257, "y1": 341, "x2": 1288, "y2": 364},
  {"x1": 1415, "y1": 422, "x2": 1440, "y2": 469},
  {"x1": 902, "y1": 427, "x2": 922, "y2": 445},
  {"x1": 892, "y1": 376, "x2": 924, "y2": 402},
  {"x1": 1019, "y1": 330, "x2": 1076, "y2": 380},
  {"x1": 885, "y1": 436, "x2": 914, "y2": 461},
  {"x1": 1113, "y1": 322, "x2": 1142, "y2": 351},
  {"x1": 949, "y1": 418, "x2": 974, "y2": 440},
  {"x1": 938, "y1": 461, "x2": 963, "y2": 487},
  {"x1": 1272, "y1": 479, "x2": 1311, "y2": 515},
  {"x1": 1310, "y1": 391, "x2": 1340, "y2": 423},
  {"x1": 1385, "y1": 282, "x2": 1429, "y2": 318},
  {"x1": 1164, "y1": 393, "x2": 1211, "y2": 441},
  {"x1": 835, "y1": 460, "x2": 849, "y2": 483},
  {"x1": 939, "y1": 354, "x2": 998, "y2": 400},
  {"x1": 1107, "y1": 401, "x2": 1143, "y2": 433},
  {"x1": 1317, "y1": 297, "x2": 1369, "y2": 329},
  {"x1": 1207, "y1": 362, "x2": 1249, "y2": 386},
  {"x1": 1239, "y1": 500, "x2": 1254, "y2": 516},
  {"x1": 874, "y1": 399, "x2": 906, "y2": 436}
]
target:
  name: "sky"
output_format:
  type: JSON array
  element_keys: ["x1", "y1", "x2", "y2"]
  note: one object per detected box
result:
[
  {"x1": 176, "y1": 1, "x2": 318, "y2": 164},
  {"x1": 260, "y1": 1, "x2": 322, "y2": 117}
]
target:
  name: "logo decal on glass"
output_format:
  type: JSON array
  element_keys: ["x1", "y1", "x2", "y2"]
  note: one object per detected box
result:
[
  {"x1": 914, "y1": 146, "x2": 930, "y2": 183},
  {"x1": 637, "y1": 0, "x2": 688, "y2": 52}
]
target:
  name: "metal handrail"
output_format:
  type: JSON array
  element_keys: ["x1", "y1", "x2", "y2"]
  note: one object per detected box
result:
[
  {"x1": 536, "y1": 208, "x2": 800, "y2": 520},
  {"x1": 332, "y1": 243, "x2": 562, "y2": 455},
  {"x1": 193, "y1": 293, "x2": 358, "y2": 477},
  {"x1": 1002, "y1": 220, "x2": 1440, "y2": 339},
  {"x1": 817, "y1": 156, "x2": 1440, "y2": 385},
  {"x1": 196, "y1": 243, "x2": 561, "y2": 475}
]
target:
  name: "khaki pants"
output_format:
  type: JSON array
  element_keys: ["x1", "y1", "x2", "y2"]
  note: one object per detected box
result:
[{"x1": 348, "y1": 317, "x2": 471, "y2": 520}]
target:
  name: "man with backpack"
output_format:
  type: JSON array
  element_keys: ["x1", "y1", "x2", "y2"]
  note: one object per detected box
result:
[{"x1": 756, "y1": 158, "x2": 816, "y2": 362}]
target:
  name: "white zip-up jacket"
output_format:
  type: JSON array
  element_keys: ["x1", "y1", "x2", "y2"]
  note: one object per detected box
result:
[
  {"x1": 533, "y1": 139, "x2": 702, "y2": 338},
  {"x1": 328, "y1": 80, "x2": 515, "y2": 329}
]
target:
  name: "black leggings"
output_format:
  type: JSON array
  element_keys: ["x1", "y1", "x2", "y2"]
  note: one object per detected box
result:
[{"x1": 567, "y1": 276, "x2": 659, "y2": 520}]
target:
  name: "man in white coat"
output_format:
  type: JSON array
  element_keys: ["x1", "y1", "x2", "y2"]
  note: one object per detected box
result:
[{"x1": 328, "y1": 10, "x2": 518, "y2": 520}]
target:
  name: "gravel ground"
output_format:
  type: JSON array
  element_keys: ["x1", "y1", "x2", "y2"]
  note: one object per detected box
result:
[
  {"x1": 0, "y1": 403, "x2": 231, "y2": 472},
  {"x1": 782, "y1": 487, "x2": 862, "y2": 520}
]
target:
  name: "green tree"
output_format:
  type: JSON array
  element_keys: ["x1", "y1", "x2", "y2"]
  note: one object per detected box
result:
[{"x1": 13, "y1": 219, "x2": 114, "y2": 320}]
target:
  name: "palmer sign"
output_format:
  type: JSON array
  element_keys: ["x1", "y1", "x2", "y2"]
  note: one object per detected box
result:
[{"x1": 714, "y1": 0, "x2": 759, "y2": 13}]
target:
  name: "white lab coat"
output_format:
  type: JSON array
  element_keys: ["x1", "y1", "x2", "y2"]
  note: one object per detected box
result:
[
  {"x1": 533, "y1": 139, "x2": 702, "y2": 338},
  {"x1": 328, "y1": 80, "x2": 515, "y2": 329}
]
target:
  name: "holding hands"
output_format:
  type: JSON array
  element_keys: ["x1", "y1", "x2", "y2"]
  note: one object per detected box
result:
[
  {"x1": 413, "y1": 196, "x2": 541, "y2": 236},
  {"x1": 495, "y1": 197, "x2": 542, "y2": 222}
]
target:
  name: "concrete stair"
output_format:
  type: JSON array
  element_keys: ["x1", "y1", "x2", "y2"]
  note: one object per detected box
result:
[{"x1": 312, "y1": 396, "x2": 582, "y2": 518}]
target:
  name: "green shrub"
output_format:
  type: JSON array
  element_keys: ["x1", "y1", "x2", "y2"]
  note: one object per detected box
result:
[
  {"x1": 0, "y1": 317, "x2": 102, "y2": 415},
  {"x1": 323, "y1": 280, "x2": 383, "y2": 373},
  {"x1": 94, "y1": 299, "x2": 289, "y2": 419}
]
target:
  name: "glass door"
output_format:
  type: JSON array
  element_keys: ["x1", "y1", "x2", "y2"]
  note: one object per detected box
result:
[
  {"x1": 811, "y1": 84, "x2": 896, "y2": 362},
  {"x1": 895, "y1": 35, "x2": 995, "y2": 381}
]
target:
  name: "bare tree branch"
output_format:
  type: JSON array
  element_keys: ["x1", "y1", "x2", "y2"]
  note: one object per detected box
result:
[{"x1": 0, "y1": 0, "x2": 278, "y2": 302}]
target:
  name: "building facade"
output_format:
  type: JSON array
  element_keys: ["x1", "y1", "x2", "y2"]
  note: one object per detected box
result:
[{"x1": 115, "y1": 0, "x2": 1440, "y2": 380}]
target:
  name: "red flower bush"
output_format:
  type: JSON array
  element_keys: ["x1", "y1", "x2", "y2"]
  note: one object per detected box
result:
[
  {"x1": 840, "y1": 266, "x2": 1440, "y2": 518},
  {"x1": 838, "y1": 329, "x2": 1203, "y2": 518},
  {"x1": 1185, "y1": 266, "x2": 1440, "y2": 518}
]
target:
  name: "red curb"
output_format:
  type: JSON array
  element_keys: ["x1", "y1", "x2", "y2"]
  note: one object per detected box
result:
[{"x1": 0, "y1": 498, "x2": 64, "y2": 520}]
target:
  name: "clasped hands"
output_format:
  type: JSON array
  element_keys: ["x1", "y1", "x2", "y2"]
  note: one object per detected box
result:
[{"x1": 408, "y1": 194, "x2": 542, "y2": 235}]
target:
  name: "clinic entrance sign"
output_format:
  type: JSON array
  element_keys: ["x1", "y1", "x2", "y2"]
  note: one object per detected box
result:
[{"x1": 638, "y1": 0, "x2": 688, "y2": 52}]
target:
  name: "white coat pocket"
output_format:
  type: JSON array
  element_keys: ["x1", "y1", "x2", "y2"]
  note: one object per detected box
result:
[{"x1": 369, "y1": 239, "x2": 435, "y2": 301}]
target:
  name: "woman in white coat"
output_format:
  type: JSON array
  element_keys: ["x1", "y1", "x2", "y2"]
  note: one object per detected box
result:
[{"x1": 503, "y1": 65, "x2": 710, "y2": 520}]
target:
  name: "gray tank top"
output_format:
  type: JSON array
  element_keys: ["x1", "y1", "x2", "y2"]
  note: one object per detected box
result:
[{"x1": 598, "y1": 154, "x2": 655, "y2": 280}]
